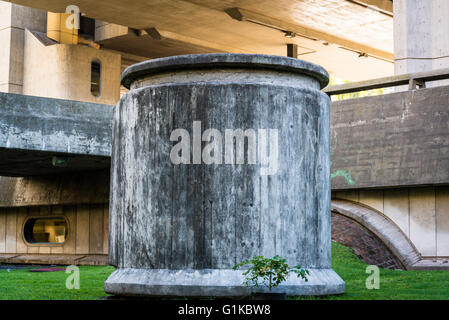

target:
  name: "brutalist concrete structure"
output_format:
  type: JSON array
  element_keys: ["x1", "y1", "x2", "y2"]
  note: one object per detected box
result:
[{"x1": 105, "y1": 53, "x2": 345, "y2": 297}]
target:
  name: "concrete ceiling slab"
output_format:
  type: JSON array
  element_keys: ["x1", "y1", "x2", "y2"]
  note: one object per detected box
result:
[{"x1": 6, "y1": 0, "x2": 394, "y2": 80}]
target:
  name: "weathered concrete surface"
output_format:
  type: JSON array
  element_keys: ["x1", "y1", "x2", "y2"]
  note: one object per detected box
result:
[
  {"x1": 106, "y1": 53, "x2": 344, "y2": 297},
  {"x1": 0, "y1": 2, "x2": 46, "y2": 94},
  {"x1": 331, "y1": 85, "x2": 449, "y2": 190},
  {"x1": 331, "y1": 212, "x2": 404, "y2": 269},
  {"x1": 121, "y1": 53, "x2": 329, "y2": 89},
  {"x1": 0, "y1": 92, "x2": 113, "y2": 176},
  {"x1": 105, "y1": 268, "x2": 345, "y2": 297},
  {"x1": 23, "y1": 29, "x2": 122, "y2": 105},
  {"x1": 4, "y1": 0, "x2": 394, "y2": 81},
  {"x1": 332, "y1": 198, "x2": 449, "y2": 270},
  {"x1": 334, "y1": 187, "x2": 449, "y2": 259},
  {"x1": 394, "y1": 0, "x2": 449, "y2": 82},
  {"x1": 0, "y1": 170, "x2": 109, "y2": 207},
  {"x1": 0, "y1": 253, "x2": 108, "y2": 265}
]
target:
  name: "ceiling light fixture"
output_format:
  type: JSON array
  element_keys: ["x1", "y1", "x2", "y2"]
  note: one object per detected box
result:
[
  {"x1": 284, "y1": 31, "x2": 296, "y2": 38},
  {"x1": 338, "y1": 46, "x2": 393, "y2": 63}
]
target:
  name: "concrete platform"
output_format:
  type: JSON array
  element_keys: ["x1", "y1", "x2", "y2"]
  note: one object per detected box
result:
[
  {"x1": 0, "y1": 254, "x2": 108, "y2": 266},
  {"x1": 104, "y1": 268, "x2": 345, "y2": 297}
]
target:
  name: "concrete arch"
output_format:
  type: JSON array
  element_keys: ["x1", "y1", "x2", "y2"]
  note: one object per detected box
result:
[{"x1": 331, "y1": 199, "x2": 421, "y2": 270}]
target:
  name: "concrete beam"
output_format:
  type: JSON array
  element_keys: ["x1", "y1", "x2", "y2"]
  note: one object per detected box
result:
[
  {"x1": 346, "y1": 0, "x2": 393, "y2": 16},
  {"x1": 0, "y1": 92, "x2": 113, "y2": 176},
  {"x1": 1, "y1": 80, "x2": 447, "y2": 186},
  {"x1": 0, "y1": 171, "x2": 109, "y2": 207}
]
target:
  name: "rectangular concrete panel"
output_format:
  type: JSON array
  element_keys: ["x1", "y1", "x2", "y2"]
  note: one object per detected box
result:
[
  {"x1": 63, "y1": 205, "x2": 77, "y2": 254},
  {"x1": 383, "y1": 188, "x2": 410, "y2": 237},
  {"x1": 0, "y1": 208, "x2": 6, "y2": 253},
  {"x1": 15, "y1": 207, "x2": 28, "y2": 253},
  {"x1": 76, "y1": 204, "x2": 90, "y2": 254},
  {"x1": 39, "y1": 205, "x2": 50, "y2": 216},
  {"x1": 103, "y1": 204, "x2": 109, "y2": 255},
  {"x1": 436, "y1": 187, "x2": 449, "y2": 256},
  {"x1": 331, "y1": 86, "x2": 449, "y2": 190},
  {"x1": 409, "y1": 187, "x2": 436, "y2": 257},
  {"x1": 8, "y1": 27, "x2": 24, "y2": 93},
  {"x1": 89, "y1": 204, "x2": 104, "y2": 254},
  {"x1": 335, "y1": 191, "x2": 359, "y2": 202},
  {"x1": 39, "y1": 246, "x2": 51, "y2": 254},
  {"x1": 27, "y1": 244, "x2": 39, "y2": 254},
  {"x1": 0, "y1": 28, "x2": 12, "y2": 89},
  {"x1": 5, "y1": 208, "x2": 17, "y2": 253},
  {"x1": 10, "y1": 3, "x2": 46, "y2": 31},
  {"x1": 358, "y1": 190, "x2": 383, "y2": 213},
  {"x1": 50, "y1": 247, "x2": 63, "y2": 254}
]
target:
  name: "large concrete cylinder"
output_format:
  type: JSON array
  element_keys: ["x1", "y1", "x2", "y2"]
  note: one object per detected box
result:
[{"x1": 105, "y1": 54, "x2": 345, "y2": 297}]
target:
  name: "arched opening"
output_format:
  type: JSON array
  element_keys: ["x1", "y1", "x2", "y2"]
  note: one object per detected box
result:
[
  {"x1": 332, "y1": 212, "x2": 403, "y2": 269},
  {"x1": 331, "y1": 199, "x2": 421, "y2": 270},
  {"x1": 24, "y1": 217, "x2": 68, "y2": 244}
]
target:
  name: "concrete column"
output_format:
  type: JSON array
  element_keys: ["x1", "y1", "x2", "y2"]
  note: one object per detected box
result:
[
  {"x1": 394, "y1": 0, "x2": 449, "y2": 74},
  {"x1": 105, "y1": 54, "x2": 345, "y2": 297},
  {"x1": 0, "y1": 2, "x2": 46, "y2": 94}
]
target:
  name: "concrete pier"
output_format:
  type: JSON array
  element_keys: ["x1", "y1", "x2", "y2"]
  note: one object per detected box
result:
[
  {"x1": 394, "y1": 0, "x2": 449, "y2": 76},
  {"x1": 105, "y1": 53, "x2": 345, "y2": 297}
]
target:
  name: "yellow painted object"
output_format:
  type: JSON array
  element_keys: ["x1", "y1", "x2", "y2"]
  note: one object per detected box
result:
[
  {"x1": 78, "y1": 37, "x2": 101, "y2": 50},
  {"x1": 47, "y1": 12, "x2": 78, "y2": 44}
]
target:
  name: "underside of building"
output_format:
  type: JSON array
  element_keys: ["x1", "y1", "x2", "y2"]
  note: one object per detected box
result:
[{"x1": 0, "y1": 0, "x2": 448, "y2": 270}]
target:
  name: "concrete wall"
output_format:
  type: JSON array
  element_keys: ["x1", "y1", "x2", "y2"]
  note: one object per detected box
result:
[
  {"x1": 330, "y1": 85, "x2": 449, "y2": 190},
  {"x1": 333, "y1": 186, "x2": 449, "y2": 258},
  {"x1": 0, "y1": 203, "x2": 108, "y2": 255},
  {"x1": 0, "y1": 171, "x2": 110, "y2": 207},
  {"x1": 0, "y1": 1, "x2": 46, "y2": 94},
  {"x1": 23, "y1": 29, "x2": 121, "y2": 105}
]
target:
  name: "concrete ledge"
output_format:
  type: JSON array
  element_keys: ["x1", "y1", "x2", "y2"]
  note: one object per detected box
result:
[
  {"x1": 104, "y1": 268, "x2": 345, "y2": 297},
  {"x1": 121, "y1": 53, "x2": 329, "y2": 89},
  {"x1": 408, "y1": 259, "x2": 449, "y2": 271},
  {"x1": 0, "y1": 92, "x2": 113, "y2": 176}
]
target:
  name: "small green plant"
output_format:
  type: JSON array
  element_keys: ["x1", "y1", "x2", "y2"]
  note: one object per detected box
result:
[{"x1": 233, "y1": 255, "x2": 310, "y2": 292}]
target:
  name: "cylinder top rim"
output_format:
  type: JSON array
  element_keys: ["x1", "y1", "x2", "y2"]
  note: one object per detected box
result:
[{"x1": 121, "y1": 53, "x2": 329, "y2": 90}]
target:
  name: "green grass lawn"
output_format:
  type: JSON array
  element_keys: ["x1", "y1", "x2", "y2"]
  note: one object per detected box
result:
[
  {"x1": 302, "y1": 242, "x2": 449, "y2": 300},
  {"x1": 0, "y1": 265, "x2": 114, "y2": 300},
  {"x1": 0, "y1": 242, "x2": 448, "y2": 300}
]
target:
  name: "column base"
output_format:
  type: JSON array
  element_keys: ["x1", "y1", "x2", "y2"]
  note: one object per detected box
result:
[{"x1": 104, "y1": 268, "x2": 345, "y2": 297}]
